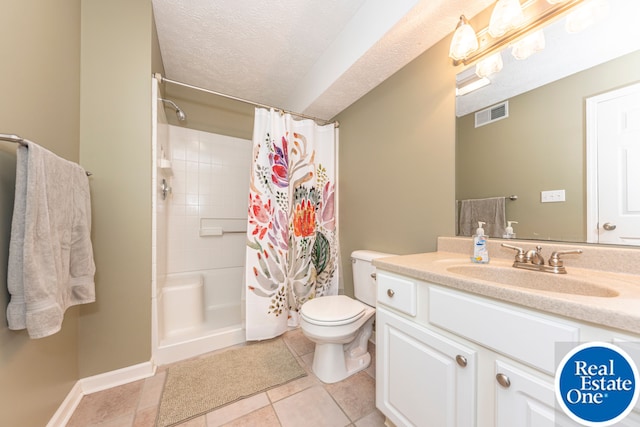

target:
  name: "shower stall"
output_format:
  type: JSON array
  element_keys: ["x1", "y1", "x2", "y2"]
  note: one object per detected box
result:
[{"x1": 151, "y1": 78, "x2": 250, "y2": 365}]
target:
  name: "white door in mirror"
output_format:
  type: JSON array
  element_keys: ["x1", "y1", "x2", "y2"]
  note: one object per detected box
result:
[{"x1": 589, "y1": 82, "x2": 640, "y2": 246}]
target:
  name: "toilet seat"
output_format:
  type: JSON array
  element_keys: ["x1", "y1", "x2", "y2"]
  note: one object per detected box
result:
[{"x1": 300, "y1": 295, "x2": 367, "y2": 326}]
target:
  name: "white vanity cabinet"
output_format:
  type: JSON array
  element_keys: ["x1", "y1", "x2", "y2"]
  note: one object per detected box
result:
[
  {"x1": 376, "y1": 306, "x2": 477, "y2": 427},
  {"x1": 375, "y1": 269, "x2": 640, "y2": 427},
  {"x1": 494, "y1": 360, "x2": 573, "y2": 427},
  {"x1": 376, "y1": 271, "x2": 476, "y2": 427}
]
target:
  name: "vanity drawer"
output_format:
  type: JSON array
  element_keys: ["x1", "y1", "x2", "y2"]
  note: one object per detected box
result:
[
  {"x1": 428, "y1": 286, "x2": 579, "y2": 374},
  {"x1": 376, "y1": 271, "x2": 417, "y2": 316}
]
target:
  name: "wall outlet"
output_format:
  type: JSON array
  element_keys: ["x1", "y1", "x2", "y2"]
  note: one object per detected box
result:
[{"x1": 541, "y1": 189, "x2": 566, "y2": 203}]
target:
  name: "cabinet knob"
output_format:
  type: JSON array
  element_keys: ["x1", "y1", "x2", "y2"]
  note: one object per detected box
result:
[
  {"x1": 387, "y1": 289, "x2": 395, "y2": 298},
  {"x1": 455, "y1": 355, "x2": 467, "y2": 367},
  {"x1": 370, "y1": 272, "x2": 377, "y2": 280},
  {"x1": 496, "y1": 373, "x2": 511, "y2": 388}
]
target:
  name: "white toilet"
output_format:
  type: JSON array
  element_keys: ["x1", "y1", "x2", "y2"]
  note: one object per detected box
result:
[{"x1": 300, "y1": 250, "x2": 393, "y2": 383}]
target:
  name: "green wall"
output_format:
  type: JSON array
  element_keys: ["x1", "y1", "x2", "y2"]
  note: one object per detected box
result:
[
  {"x1": 162, "y1": 84, "x2": 255, "y2": 140},
  {"x1": 336, "y1": 35, "x2": 458, "y2": 296},
  {"x1": 79, "y1": 0, "x2": 153, "y2": 377},
  {"x1": 0, "y1": 1, "x2": 81, "y2": 425}
]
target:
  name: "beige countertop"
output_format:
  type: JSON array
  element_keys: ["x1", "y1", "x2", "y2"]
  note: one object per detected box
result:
[{"x1": 373, "y1": 245, "x2": 640, "y2": 335}]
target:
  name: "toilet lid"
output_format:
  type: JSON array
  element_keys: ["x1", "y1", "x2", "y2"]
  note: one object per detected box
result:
[{"x1": 300, "y1": 295, "x2": 366, "y2": 326}]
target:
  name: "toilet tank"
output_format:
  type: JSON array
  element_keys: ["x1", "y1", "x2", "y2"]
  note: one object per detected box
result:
[{"x1": 351, "y1": 250, "x2": 394, "y2": 307}]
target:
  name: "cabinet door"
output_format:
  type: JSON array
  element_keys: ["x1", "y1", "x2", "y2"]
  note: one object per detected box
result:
[
  {"x1": 495, "y1": 360, "x2": 574, "y2": 427},
  {"x1": 377, "y1": 308, "x2": 476, "y2": 427}
]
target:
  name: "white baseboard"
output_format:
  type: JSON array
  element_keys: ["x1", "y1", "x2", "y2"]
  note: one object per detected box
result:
[
  {"x1": 80, "y1": 361, "x2": 156, "y2": 394},
  {"x1": 47, "y1": 381, "x2": 84, "y2": 427},
  {"x1": 47, "y1": 361, "x2": 155, "y2": 427}
]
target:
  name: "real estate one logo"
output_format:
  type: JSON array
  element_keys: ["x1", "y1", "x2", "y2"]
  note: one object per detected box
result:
[{"x1": 555, "y1": 342, "x2": 639, "y2": 426}]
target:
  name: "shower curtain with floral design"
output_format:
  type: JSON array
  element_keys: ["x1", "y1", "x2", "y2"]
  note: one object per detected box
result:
[{"x1": 245, "y1": 108, "x2": 338, "y2": 340}]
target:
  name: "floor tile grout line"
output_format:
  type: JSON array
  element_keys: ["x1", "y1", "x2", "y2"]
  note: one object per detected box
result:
[
  {"x1": 271, "y1": 400, "x2": 285, "y2": 427},
  {"x1": 327, "y1": 390, "x2": 355, "y2": 425}
]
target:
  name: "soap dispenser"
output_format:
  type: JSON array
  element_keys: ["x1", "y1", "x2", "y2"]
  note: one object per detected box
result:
[
  {"x1": 503, "y1": 221, "x2": 518, "y2": 239},
  {"x1": 471, "y1": 221, "x2": 489, "y2": 264}
]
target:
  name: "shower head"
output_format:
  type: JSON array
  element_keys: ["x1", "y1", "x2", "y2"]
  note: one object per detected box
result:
[{"x1": 159, "y1": 98, "x2": 187, "y2": 122}]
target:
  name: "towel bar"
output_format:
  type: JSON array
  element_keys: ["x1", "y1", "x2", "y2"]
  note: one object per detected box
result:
[
  {"x1": 457, "y1": 195, "x2": 517, "y2": 204},
  {"x1": 1, "y1": 133, "x2": 93, "y2": 176}
]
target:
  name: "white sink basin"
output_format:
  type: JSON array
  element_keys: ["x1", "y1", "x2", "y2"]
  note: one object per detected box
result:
[{"x1": 446, "y1": 264, "x2": 619, "y2": 298}]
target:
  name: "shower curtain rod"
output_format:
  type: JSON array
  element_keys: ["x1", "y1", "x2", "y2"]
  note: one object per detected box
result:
[{"x1": 155, "y1": 73, "x2": 338, "y2": 127}]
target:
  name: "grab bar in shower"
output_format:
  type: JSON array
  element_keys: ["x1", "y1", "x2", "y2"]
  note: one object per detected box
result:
[{"x1": 199, "y1": 218, "x2": 246, "y2": 236}]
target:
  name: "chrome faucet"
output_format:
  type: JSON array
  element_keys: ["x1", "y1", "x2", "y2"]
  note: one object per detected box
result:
[{"x1": 501, "y1": 243, "x2": 582, "y2": 274}]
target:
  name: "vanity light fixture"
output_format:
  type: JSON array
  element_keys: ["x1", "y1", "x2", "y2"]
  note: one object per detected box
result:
[
  {"x1": 565, "y1": 0, "x2": 610, "y2": 33},
  {"x1": 511, "y1": 29, "x2": 546, "y2": 60},
  {"x1": 475, "y1": 52, "x2": 504, "y2": 78},
  {"x1": 449, "y1": 15, "x2": 479, "y2": 61},
  {"x1": 488, "y1": 0, "x2": 525, "y2": 38},
  {"x1": 449, "y1": 0, "x2": 587, "y2": 67}
]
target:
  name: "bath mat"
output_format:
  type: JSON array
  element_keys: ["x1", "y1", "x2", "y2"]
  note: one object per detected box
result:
[{"x1": 156, "y1": 338, "x2": 307, "y2": 426}]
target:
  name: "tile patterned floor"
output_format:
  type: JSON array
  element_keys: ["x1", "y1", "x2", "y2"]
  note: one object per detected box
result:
[{"x1": 67, "y1": 329, "x2": 385, "y2": 427}]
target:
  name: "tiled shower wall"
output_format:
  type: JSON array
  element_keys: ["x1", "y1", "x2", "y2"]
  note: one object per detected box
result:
[{"x1": 166, "y1": 125, "x2": 252, "y2": 314}]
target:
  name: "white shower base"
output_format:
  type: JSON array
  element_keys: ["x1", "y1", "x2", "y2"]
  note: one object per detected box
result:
[
  {"x1": 154, "y1": 302, "x2": 245, "y2": 365},
  {"x1": 162, "y1": 274, "x2": 205, "y2": 338}
]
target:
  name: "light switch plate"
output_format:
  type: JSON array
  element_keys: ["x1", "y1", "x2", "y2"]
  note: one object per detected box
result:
[{"x1": 541, "y1": 189, "x2": 565, "y2": 203}]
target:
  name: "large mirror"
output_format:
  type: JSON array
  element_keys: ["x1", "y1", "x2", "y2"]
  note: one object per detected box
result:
[{"x1": 455, "y1": 0, "x2": 640, "y2": 246}]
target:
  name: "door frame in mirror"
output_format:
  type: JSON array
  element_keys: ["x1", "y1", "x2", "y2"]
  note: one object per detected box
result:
[{"x1": 586, "y1": 81, "x2": 640, "y2": 245}]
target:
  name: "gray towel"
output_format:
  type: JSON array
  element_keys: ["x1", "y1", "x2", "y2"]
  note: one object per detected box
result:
[
  {"x1": 7, "y1": 142, "x2": 95, "y2": 339},
  {"x1": 459, "y1": 197, "x2": 506, "y2": 238}
]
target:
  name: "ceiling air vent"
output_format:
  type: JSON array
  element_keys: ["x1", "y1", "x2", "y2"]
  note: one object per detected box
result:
[{"x1": 475, "y1": 101, "x2": 509, "y2": 128}]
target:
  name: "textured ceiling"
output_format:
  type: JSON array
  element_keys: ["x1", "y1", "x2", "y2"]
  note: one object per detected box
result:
[{"x1": 152, "y1": 0, "x2": 494, "y2": 120}]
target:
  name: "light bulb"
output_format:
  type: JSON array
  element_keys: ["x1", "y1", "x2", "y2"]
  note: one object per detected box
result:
[
  {"x1": 566, "y1": 0, "x2": 610, "y2": 33},
  {"x1": 489, "y1": 0, "x2": 525, "y2": 38},
  {"x1": 475, "y1": 52, "x2": 504, "y2": 78},
  {"x1": 449, "y1": 15, "x2": 479, "y2": 60},
  {"x1": 511, "y1": 30, "x2": 546, "y2": 60}
]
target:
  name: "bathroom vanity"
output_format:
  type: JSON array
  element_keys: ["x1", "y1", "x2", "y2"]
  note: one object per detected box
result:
[{"x1": 373, "y1": 237, "x2": 640, "y2": 427}]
